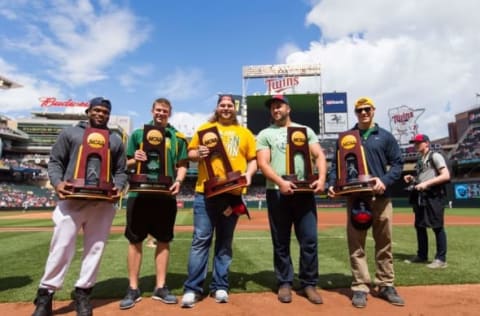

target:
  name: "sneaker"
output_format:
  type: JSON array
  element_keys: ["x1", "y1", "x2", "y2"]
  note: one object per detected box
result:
[
  {"x1": 181, "y1": 291, "x2": 198, "y2": 308},
  {"x1": 74, "y1": 287, "x2": 93, "y2": 316},
  {"x1": 277, "y1": 285, "x2": 292, "y2": 303},
  {"x1": 32, "y1": 288, "x2": 54, "y2": 316},
  {"x1": 351, "y1": 291, "x2": 367, "y2": 308},
  {"x1": 378, "y1": 286, "x2": 405, "y2": 306},
  {"x1": 303, "y1": 286, "x2": 323, "y2": 304},
  {"x1": 213, "y1": 289, "x2": 229, "y2": 303},
  {"x1": 119, "y1": 287, "x2": 142, "y2": 310},
  {"x1": 404, "y1": 256, "x2": 428, "y2": 264},
  {"x1": 426, "y1": 259, "x2": 448, "y2": 269},
  {"x1": 152, "y1": 286, "x2": 178, "y2": 304}
]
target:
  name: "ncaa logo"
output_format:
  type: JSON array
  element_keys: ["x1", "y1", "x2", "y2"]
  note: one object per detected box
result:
[
  {"x1": 87, "y1": 132, "x2": 106, "y2": 149},
  {"x1": 291, "y1": 131, "x2": 306, "y2": 147},
  {"x1": 202, "y1": 132, "x2": 219, "y2": 148},
  {"x1": 341, "y1": 135, "x2": 357, "y2": 150},
  {"x1": 146, "y1": 129, "x2": 163, "y2": 146}
]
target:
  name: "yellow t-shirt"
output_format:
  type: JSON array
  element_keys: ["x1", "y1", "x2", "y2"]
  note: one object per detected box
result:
[{"x1": 189, "y1": 122, "x2": 256, "y2": 194}]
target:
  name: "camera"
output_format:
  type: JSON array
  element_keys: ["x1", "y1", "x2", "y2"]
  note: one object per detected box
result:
[{"x1": 404, "y1": 180, "x2": 417, "y2": 192}]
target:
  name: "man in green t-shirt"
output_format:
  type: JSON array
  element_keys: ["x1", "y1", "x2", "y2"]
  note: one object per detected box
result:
[
  {"x1": 256, "y1": 94, "x2": 327, "y2": 305},
  {"x1": 119, "y1": 98, "x2": 189, "y2": 310}
]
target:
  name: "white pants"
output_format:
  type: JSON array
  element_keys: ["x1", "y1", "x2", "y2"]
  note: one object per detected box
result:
[{"x1": 39, "y1": 199, "x2": 116, "y2": 290}]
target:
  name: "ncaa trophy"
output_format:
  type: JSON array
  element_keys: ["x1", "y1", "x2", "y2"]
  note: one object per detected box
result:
[
  {"x1": 65, "y1": 128, "x2": 116, "y2": 201},
  {"x1": 198, "y1": 126, "x2": 247, "y2": 198},
  {"x1": 333, "y1": 130, "x2": 374, "y2": 196},
  {"x1": 128, "y1": 125, "x2": 173, "y2": 194},
  {"x1": 282, "y1": 126, "x2": 317, "y2": 192}
]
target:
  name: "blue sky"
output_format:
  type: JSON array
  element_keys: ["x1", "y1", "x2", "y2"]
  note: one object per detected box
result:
[{"x1": 1, "y1": 0, "x2": 479, "y2": 139}]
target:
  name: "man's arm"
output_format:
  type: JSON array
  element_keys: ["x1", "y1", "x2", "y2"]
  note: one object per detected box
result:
[
  {"x1": 257, "y1": 148, "x2": 294, "y2": 195},
  {"x1": 309, "y1": 142, "x2": 327, "y2": 194},
  {"x1": 244, "y1": 158, "x2": 257, "y2": 186}
]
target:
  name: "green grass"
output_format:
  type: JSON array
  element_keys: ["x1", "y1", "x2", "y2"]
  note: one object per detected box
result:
[{"x1": 0, "y1": 208, "x2": 479, "y2": 302}]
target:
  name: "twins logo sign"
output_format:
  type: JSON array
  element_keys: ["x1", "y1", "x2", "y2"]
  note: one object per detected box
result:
[{"x1": 388, "y1": 105, "x2": 425, "y2": 145}]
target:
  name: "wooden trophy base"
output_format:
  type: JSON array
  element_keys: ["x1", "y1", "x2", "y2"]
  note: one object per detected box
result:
[
  {"x1": 282, "y1": 174, "x2": 317, "y2": 193},
  {"x1": 64, "y1": 179, "x2": 115, "y2": 202},
  {"x1": 334, "y1": 175, "x2": 375, "y2": 196},
  {"x1": 204, "y1": 171, "x2": 247, "y2": 198},
  {"x1": 128, "y1": 174, "x2": 173, "y2": 194}
]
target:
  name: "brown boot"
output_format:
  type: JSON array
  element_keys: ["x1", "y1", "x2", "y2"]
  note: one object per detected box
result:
[
  {"x1": 277, "y1": 285, "x2": 292, "y2": 303},
  {"x1": 303, "y1": 286, "x2": 323, "y2": 304}
]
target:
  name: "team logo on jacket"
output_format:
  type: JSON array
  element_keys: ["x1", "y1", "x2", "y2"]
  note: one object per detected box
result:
[
  {"x1": 87, "y1": 132, "x2": 106, "y2": 149},
  {"x1": 341, "y1": 134, "x2": 357, "y2": 150},
  {"x1": 146, "y1": 129, "x2": 163, "y2": 146}
]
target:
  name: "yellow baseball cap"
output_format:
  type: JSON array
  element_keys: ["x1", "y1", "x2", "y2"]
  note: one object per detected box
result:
[{"x1": 354, "y1": 97, "x2": 375, "y2": 109}]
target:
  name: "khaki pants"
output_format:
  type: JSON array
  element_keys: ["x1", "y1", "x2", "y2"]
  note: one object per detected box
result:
[{"x1": 347, "y1": 196, "x2": 394, "y2": 292}]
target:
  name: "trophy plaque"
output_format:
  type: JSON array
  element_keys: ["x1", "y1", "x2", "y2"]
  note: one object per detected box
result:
[
  {"x1": 334, "y1": 130, "x2": 374, "y2": 196},
  {"x1": 65, "y1": 127, "x2": 115, "y2": 201},
  {"x1": 128, "y1": 125, "x2": 173, "y2": 194},
  {"x1": 198, "y1": 126, "x2": 247, "y2": 198},
  {"x1": 282, "y1": 126, "x2": 317, "y2": 192}
]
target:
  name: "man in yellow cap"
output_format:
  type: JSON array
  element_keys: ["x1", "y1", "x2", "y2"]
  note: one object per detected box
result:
[{"x1": 327, "y1": 97, "x2": 405, "y2": 308}]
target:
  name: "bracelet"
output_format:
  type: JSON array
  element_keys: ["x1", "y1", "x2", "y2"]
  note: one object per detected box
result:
[{"x1": 175, "y1": 179, "x2": 183, "y2": 184}]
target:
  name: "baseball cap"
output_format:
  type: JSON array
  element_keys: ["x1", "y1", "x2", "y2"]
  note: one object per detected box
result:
[
  {"x1": 85, "y1": 97, "x2": 112, "y2": 114},
  {"x1": 354, "y1": 97, "x2": 375, "y2": 109},
  {"x1": 265, "y1": 94, "x2": 289, "y2": 108},
  {"x1": 409, "y1": 134, "x2": 430, "y2": 143},
  {"x1": 350, "y1": 197, "x2": 373, "y2": 230}
]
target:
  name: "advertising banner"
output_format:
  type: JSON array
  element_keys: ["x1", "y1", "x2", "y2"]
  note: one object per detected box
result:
[{"x1": 322, "y1": 92, "x2": 347, "y2": 113}]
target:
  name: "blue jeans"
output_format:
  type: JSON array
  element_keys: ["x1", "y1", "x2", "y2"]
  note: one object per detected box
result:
[
  {"x1": 266, "y1": 190, "x2": 319, "y2": 288},
  {"x1": 416, "y1": 226, "x2": 447, "y2": 262},
  {"x1": 183, "y1": 193, "x2": 239, "y2": 294}
]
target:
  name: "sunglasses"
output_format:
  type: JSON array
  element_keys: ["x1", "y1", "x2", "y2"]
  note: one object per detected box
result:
[{"x1": 355, "y1": 107, "x2": 372, "y2": 114}]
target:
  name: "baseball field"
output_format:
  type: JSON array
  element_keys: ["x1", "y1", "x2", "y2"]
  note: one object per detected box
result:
[{"x1": 1, "y1": 207, "x2": 479, "y2": 315}]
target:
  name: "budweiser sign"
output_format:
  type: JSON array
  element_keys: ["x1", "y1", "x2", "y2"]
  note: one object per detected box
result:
[
  {"x1": 39, "y1": 97, "x2": 89, "y2": 107},
  {"x1": 265, "y1": 76, "x2": 299, "y2": 93}
]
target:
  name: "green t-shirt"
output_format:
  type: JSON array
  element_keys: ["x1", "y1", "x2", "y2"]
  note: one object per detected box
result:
[
  {"x1": 127, "y1": 123, "x2": 188, "y2": 197},
  {"x1": 256, "y1": 122, "x2": 318, "y2": 190}
]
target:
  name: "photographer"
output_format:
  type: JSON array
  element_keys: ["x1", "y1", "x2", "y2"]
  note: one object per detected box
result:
[{"x1": 403, "y1": 134, "x2": 450, "y2": 269}]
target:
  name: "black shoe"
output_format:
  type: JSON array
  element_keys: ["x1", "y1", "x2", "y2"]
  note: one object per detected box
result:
[
  {"x1": 32, "y1": 288, "x2": 54, "y2": 316},
  {"x1": 378, "y1": 286, "x2": 405, "y2": 306},
  {"x1": 119, "y1": 287, "x2": 142, "y2": 310},
  {"x1": 404, "y1": 256, "x2": 428, "y2": 264},
  {"x1": 152, "y1": 286, "x2": 178, "y2": 304},
  {"x1": 74, "y1": 287, "x2": 93, "y2": 316},
  {"x1": 351, "y1": 291, "x2": 367, "y2": 308}
]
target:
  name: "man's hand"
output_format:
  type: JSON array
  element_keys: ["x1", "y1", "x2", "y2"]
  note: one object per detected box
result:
[
  {"x1": 55, "y1": 181, "x2": 73, "y2": 199},
  {"x1": 327, "y1": 186, "x2": 336, "y2": 198},
  {"x1": 110, "y1": 187, "x2": 122, "y2": 202},
  {"x1": 310, "y1": 179, "x2": 326, "y2": 194},
  {"x1": 371, "y1": 177, "x2": 386, "y2": 195},
  {"x1": 279, "y1": 179, "x2": 295, "y2": 195}
]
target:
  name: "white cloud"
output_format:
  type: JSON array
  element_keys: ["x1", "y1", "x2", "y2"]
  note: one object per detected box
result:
[
  {"x1": 2, "y1": 0, "x2": 150, "y2": 86},
  {"x1": 284, "y1": 0, "x2": 480, "y2": 139},
  {"x1": 169, "y1": 111, "x2": 210, "y2": 137},
  {"x1": 155, "y1": 68, "x2": 209, "y2": 101},
  {"x1": 0, "y1": 58, "x2": 63, "y2": 112},
  {"x1": 119, "y1": 65, "x2": 154, "y2": 92},
  {"x1": 276, "y1": 42, "x2": 301, "y2": 63}
]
